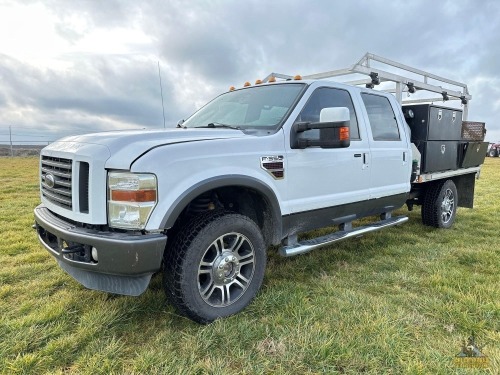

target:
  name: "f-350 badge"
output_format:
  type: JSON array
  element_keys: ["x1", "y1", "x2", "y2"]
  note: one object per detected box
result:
[{"x1": 260, "y1": 155, "x2": 284, "y2": 180}]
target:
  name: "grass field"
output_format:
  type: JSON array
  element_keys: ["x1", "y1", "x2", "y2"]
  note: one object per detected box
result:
[{"x1": 0, "y1": 157, "x2": 498, "y2": 374}]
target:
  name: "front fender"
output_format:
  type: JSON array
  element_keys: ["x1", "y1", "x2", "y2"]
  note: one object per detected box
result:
[{"x1": 160, "y1": 175, "x2": 282, "y2": 244}]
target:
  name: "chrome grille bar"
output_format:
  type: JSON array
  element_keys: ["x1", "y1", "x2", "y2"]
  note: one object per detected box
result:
[
  {"x1": 41, "y1": 167, "x2": 71, "y2": 179},
  {"x1": 41, "y1": 189, "x2": 73, "y2": 206},
  {"x1": 41, "y1": 156, "x2": 73, "y2": 210}
]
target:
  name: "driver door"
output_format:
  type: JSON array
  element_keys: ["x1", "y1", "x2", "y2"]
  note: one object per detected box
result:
[{"x1": 285, "y1": 86, "x2": 371, "y2": 215}]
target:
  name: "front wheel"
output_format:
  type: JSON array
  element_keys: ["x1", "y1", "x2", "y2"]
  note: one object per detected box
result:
[
  {"x1": 489, "y1": 148, "x2": 498, "y2": 157},
  {"x1": 421, "y1": 180, "x2": 458, "y2": 228},
  {"x1": 163, "y1": 211, "x2": 266, "y2": 324}
]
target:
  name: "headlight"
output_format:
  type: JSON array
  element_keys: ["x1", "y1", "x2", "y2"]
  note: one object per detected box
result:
[{"x1": 108, "y1": 172, "x2": 158, "y2": 230}]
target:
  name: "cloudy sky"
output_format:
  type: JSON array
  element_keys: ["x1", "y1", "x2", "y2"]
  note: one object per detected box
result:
[{"x1": 1, "y1": 0, "x2": 499, "y2": 145}]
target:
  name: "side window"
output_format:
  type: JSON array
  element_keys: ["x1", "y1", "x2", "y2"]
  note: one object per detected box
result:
[
  {"x1": 296, "y1": 87, "x2": 360, "y2": 140},
  {"x1": 361, "y1": 94, "x2": 400, "y2": 141}
]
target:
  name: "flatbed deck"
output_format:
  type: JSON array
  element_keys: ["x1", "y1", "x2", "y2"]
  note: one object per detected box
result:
[{"x1": 415, "y1": 166, "x2": 481, "y2": 183}]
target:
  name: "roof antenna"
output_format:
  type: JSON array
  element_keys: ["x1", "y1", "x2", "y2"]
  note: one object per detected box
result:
[{"x1": 158, "y1": 61, "x2": 166, "y2": 129}]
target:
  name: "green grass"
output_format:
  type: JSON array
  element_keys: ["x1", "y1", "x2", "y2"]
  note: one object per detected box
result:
[{"x1": 0, "y1": 156, "x2": 498, "y2": 374}]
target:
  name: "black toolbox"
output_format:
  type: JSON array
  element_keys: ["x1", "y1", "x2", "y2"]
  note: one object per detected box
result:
[
  {"x1": 403, "y1": 104, "x2": 463, "y2": 141},
  {"x1": 416, "y1": 141, "x2": 458, "y2": 173},
  {"x1": 402, "y1": 105, "x2": 487, "y2": 173},
  {"x1": 459, "y1": 141, "x2": 489, "y2": 168}
]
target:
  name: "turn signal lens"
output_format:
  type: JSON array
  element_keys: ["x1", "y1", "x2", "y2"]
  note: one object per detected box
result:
[
  {"x1": 111, "y1": 189, "x2": 157, "y2": 202},
  {"x1": 293, "y1": 75, "x2": 302, "y2": 80},
  {"x1": 229, "y1": 86, "x2": 235, "y2": 91},
  {"x1": 268, "y1": 76, "x2": 276, "y2": 83},
  {"x1": 340, "y1": 127, "x2": 350, "y2": 141},
  {"x1": 255, "y1": 79, "x2": 262, "y2": 84},
  {"x1": 243, "y1": 81, "x2": 251, "y2": 87}
]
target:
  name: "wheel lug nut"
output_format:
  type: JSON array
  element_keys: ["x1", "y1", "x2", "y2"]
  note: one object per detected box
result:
[{"x1": 225, "y1": 257, "x2": 230, "y2": 262}]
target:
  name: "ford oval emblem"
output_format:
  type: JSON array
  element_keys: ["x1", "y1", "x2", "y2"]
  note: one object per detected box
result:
[{"x1": 45, "y1": 174, "x2": 56, "y2": 188}]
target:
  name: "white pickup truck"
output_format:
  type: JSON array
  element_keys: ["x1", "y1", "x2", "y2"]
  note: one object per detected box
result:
[{"x1": 34, "y1": 54, "x2": 487, "y2": 323}]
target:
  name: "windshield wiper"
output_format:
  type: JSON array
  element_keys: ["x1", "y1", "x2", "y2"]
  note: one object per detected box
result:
[{"x1": 194, "y1": 122, "x2": 241, "y2": 130}]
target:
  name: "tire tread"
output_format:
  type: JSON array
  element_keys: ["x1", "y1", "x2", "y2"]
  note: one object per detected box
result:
[
  {"x1": 421, "y1": 181, "x2": 445, "y2": 227},
  {"x1": 163, "y1": 210, "x2": 265, "y2": 323},
  {"x1": 421, "y1": 180, "x2": 457, "y2": 228},
  {"x1": 163, "y1": 210, "x2": 227, "y2": 322}
]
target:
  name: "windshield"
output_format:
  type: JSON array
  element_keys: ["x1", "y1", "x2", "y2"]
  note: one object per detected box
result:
[{"x1": 183, "y1": 83, "x2": 305, "y2": 130}]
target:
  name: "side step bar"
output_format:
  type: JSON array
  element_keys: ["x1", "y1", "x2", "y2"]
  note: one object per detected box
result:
[{"x1": 280, "y1": 215, "x2": 408, "y2": 257}]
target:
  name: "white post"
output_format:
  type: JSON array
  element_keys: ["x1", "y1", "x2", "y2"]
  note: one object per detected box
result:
[
  {"x1": 9, "y1": 126, "x2": 13, "y2": 157},
  {"x1": 462, "y1": 102, "x2": 469, "y2": 121},
  {"x1": 395, "y1": 82, "x2": 403, "y2": 105}
]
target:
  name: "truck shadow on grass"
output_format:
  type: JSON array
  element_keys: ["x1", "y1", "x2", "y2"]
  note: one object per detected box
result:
[
  {"x1": 71, "y1": 204, "x2": 489, "y2": 331},
  {"x1": 124, "y1": 210, "x2": 437, "y2": 325}
]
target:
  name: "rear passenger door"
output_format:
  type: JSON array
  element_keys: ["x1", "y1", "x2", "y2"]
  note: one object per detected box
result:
[{"x1": 359, "y1": 93, "x2": 411, "y2": 198}]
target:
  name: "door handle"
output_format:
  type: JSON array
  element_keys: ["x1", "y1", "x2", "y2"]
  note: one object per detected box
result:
[
  {"x1": 354, "y1": 154, "x2": 362, "y2": 158},
  {"x1": 362, "y1": 153, "x2": 369, "y2": 170}
]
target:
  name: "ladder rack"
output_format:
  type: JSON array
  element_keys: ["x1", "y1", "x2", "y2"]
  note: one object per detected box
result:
[{"x1": 263, "y1": 53, "x2": 471, "y2": 120}]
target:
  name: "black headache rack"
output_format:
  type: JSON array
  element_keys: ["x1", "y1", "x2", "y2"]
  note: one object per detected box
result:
[{"x1": 265, "y1": 52, "x2": 487, "y2": 175}]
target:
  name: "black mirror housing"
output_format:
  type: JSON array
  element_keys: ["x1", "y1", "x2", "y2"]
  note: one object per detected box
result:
[{"x1": 291, "y1": 120, "x2": 351, "y2": 149}]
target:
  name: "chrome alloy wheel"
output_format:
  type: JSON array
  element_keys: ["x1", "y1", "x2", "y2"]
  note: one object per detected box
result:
[
  {"x1": 441, "y1": 188, "x2": 455, "y2": 224},
  {"x1": 197, "y1": 232, "x2": 255, "y2": 307}
]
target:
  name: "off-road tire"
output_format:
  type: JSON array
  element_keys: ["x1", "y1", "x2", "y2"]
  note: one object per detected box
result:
[
  {"x1": 421, "y1": 179, "x2": 458, "y2": 228},
  {"x1": 163, "y1": 210, "x2": 266, "y2": 324},
  {"x1": 489, "y1": 149, "x2": 498, "y2": 157}
]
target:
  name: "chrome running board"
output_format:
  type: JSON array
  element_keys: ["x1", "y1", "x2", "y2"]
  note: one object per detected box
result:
[{"x1": 280, "y1": 216, "x2": 408, "y2": 257}]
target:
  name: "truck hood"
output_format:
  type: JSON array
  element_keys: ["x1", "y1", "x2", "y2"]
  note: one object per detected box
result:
[{"x1": 46, "y1": 128, "x2": 246, "y2": 169}]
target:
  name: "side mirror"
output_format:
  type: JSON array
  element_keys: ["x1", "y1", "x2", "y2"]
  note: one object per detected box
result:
[
  {"x1": 291, "y1": 107, "x2": 351, "y2": 149},
  {"x1": 177, "y1": 119, "x2": 185, "y2": 128},
  {"x1": 320, "y1": 107, "x2": 349, "y2": 123}
]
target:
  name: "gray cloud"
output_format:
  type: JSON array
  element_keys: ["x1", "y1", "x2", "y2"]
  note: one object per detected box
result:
[
  {"x1": 1, "y1": 0, "x2": 500, "y2": 143},
  {"x1": 0, "y1": 54, "x2": 181, "y2": 133}
]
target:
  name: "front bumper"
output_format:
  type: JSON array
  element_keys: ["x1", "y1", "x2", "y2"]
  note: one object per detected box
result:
[{"x1": 34, "y1": 205, "x2": 167, "y2": 296}]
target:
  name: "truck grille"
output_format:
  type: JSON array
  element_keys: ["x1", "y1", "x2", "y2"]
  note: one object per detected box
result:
[{"x1": 41, "y1": 156, "x2": 73, "y2": 210}]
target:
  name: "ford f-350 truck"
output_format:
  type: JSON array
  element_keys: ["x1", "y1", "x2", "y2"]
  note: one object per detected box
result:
[{"x1": 34, "y1": 53, "x2": 487, "y2": 323}]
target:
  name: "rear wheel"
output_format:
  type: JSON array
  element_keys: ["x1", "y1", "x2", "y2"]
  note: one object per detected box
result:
[
  {"x1": 489, "y1": 148, "x2": 498, "y2": 157},
  {"x1": 421, "y1": 180, "x2": 458, "y2": 228},
  {"x1": 163, "y1": 211, "x2": 266, "y2": 324}
]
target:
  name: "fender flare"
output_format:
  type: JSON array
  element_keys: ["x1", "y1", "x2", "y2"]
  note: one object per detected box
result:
[{"x1": 160, "y1": 175, "x2": 283, "y2": 244}]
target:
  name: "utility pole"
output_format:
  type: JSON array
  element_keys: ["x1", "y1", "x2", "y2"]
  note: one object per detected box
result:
[{"x1": 9, "y1": 125, "x2": 13, "y2": 157}]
